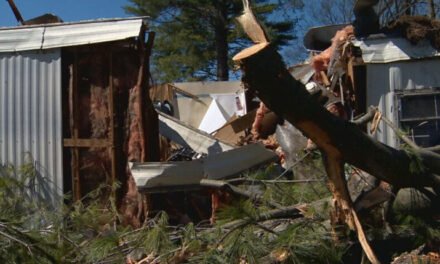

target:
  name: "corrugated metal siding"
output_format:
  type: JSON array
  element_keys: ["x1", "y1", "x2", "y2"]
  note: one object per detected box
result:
[{"x1": 0, "y1": 49, "x2": 62, "y2": 204}]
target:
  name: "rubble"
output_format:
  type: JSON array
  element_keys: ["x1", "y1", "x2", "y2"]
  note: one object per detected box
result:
[
  {"x1": 131, "y1": 143, "x2": 277, "y2": 190},
  {"x1": 386, "y1": 15, "x2": 440, "y2": 49},
  {"x1": 2, "y1": 2, "x2": 440, "y2": 263}
]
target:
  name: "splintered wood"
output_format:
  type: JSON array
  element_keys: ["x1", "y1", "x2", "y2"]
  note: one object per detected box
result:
[
  {"x1": 236, "y1": 0, "x2": 269, "y2": 44},
  {"x1": 233, "y1": 2, "x2": 380, "y2": 262}
]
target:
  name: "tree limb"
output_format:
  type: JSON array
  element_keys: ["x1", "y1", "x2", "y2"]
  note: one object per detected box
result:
[
  {"x1": 200, "y1": 179, "x2": 284, "y2": 209},
  {"x1": 233, "y1": 43, "x2": 440, "y2": 190},
  {"x1": 220, "y1": 205, "x2": 303, "y2": 230}
]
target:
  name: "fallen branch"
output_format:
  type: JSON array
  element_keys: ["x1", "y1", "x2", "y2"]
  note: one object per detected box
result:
[
  {"x1": 233, "y1": 42, "x2": 440, "y2": 190},
  {"x1": 226, "y1": 178, "x2": 325, "y2": 185},
  {"x1": 352, "y1": 106, "x2": 377, "y2": 126},
  {"x1": 220, "y1": 205, "x2": 303, "y2": 230},
  {"x1": 200, "y1": 179, "x2": 284, "y2": 209}
]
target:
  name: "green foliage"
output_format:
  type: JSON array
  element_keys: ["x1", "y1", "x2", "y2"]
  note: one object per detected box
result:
[
  {"x1": 393, "y1": 213, "x2": 440, "y2": 247},
  {"x1": 0, "y1": 164, "x2": 61, "y2": 263},
  {"x1": 275, "y1": 220, "x2": 345, "y2": 263},
  {"x1": 1, "y1": 160, "x2": 438, "y2": 263},
  {"x1": 404, "y1": 147, "x2": 427, "y2": 176},
  {"x1": 124, "y1": 0, "x2": 300, "y2": 82},
  {"x1": 142, "y1": 212, "x2": 174, "y2": 257},
  {"x1": 216, "y1": 199, "x2": 259, "y2": 224},
  {"x1": 222, "y1": 226, "x2": 270, "y2": 263}
]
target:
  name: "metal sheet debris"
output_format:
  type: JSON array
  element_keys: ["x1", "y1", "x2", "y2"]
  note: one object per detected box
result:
[
  {"x1": 353, "y1": 36, "x2": 440, "y2": 63},
  {"x1": 131, "y1": 143, "x2": 277, "y2": 190},
  {"x1": 158, "y1": 112, "x2": 235, "y2": 155},
  {"x1": 0, "y1": 17, "x2": 146, "y2": 52},
  {"x1": 171, "y1": 81, "x2": 246, "y2": 129}
]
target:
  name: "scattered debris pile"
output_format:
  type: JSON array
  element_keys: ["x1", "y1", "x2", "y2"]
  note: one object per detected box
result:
[
  {"x1": 386, "y1": 15, "x2": 440, "y2": 49},
  {"x1": 231, "y1": 1, "x2": 440, "y2": 263},
  {"x1": 2, "y1": 1, "x2": 440, "y2": 263}
]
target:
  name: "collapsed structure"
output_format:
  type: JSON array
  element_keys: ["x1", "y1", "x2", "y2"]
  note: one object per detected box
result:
[
  {"x1": 0, "y1": 17, "x2": 158, "y2": 206},
  {"x1": 0, "y1": 6, "x2": 439, "y2": 238},
  {"x1": 304, "y1": 18, "x2": 440, "y2": 149},
  {"x1": 232, "y1": 2, "x2": 440, "y2": 261}
]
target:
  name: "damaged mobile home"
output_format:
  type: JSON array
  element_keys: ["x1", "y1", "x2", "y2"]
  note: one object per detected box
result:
[
  {"x1": 0, "y1": 17, "x2": 277, "y2": 224},
  {"x1": 302, "y1": 19, "x2": 440, "y2": 149},
  {"x1": 0, "y1": 17, "x2": 159, "y2": 204},
  {"x1": 1, "y1": 6, "x2": 439, "y2": 229},
  {"x1": 232, "y1": 3, "x2": 440, "y2": 261}
]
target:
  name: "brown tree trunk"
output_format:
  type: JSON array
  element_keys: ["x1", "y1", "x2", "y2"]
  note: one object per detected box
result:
[
  {"x1": 214, "y1": 1, "x2": 229, "y2": 81},
  {"x1": 233, "y1": 42, "x2": 440, "y2": 264},
  {"x1": 233, "y1": 43, "x2": 440, "y2": 191}
]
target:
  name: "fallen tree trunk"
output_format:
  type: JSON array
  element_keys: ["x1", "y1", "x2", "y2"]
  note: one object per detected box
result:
[
  {"x1": 233, "y1": 3, "x2": 440, "y2": 263},
  {"x1": 233, "y1": 42, "x2": 440, "y2": 264},
  {"x1": 233, "y1": 43, "x2": 440, "y2": 190}
]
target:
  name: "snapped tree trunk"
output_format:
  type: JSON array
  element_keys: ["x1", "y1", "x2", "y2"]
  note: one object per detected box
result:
[
  {"x1": 233, "y1": 43, "x2": 440, "y2": 191},
  {"x1": 233, "y1": 43, "x2": 440, "y2": 264}
]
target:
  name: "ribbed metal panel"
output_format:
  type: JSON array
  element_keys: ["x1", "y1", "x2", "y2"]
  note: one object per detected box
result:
[{"x1": 0, "y1": 49, "x2": 62, "y2": 204}]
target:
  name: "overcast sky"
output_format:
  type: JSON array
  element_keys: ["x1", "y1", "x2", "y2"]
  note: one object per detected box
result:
[{"x1": 1, "y1": 0, "x2": 130, "y2": 27}]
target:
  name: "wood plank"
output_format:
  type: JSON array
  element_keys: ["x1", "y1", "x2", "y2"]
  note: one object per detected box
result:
[
  {"x1": 108, "y1": 52, "x2": 117, "y2": 190},
  {"x1": 72, "y1": 50, "x2": 81, "y2": 201},
  {"x1": 63, "y1": 138, "x2": 110, "y2": 148}
]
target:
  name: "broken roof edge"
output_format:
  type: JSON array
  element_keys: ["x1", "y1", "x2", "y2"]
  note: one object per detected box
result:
[
  {"x1": 303, "y1": 23, "x2": 440, "y2": 63},
  {"x1": 0, "y1": 16, "x2": 149, "y2": 30},
  {"x1": 353, "y1": 35, "x2": 440, "y2": 63},
  {"x1": 0, "y1": 16, "x2": 149, "y2": 53}
]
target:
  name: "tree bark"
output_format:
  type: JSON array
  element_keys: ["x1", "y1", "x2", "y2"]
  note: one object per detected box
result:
[
  {"x1": 233, "y1": 43, "x2": 440, "y2": 191},
  {"x1": 233, "y1": 43, "x2": 440, "y2": 264}
]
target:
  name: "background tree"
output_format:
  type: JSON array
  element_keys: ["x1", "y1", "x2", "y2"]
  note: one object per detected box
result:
[
  {"x1": 305, "y1": 0, "x2": 355, "y2": 25},
  {"x1": 375, "y1": 0, "x2": 439, "y2": 24},
  {"x1": 124, "y1": 0, "x2": 301, "y2": 82}
]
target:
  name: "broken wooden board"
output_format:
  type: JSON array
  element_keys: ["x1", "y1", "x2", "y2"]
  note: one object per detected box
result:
[{"x1": 214, "y1": 109, "x2": 257, "y2": 145}]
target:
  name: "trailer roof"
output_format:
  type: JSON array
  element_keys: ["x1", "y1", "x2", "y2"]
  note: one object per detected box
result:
[{"x1": 0, "y1": 17, "x2": 147, "y2": 52}]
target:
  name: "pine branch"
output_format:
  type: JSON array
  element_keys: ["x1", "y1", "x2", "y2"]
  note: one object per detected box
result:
[
  {"x1": 200, "y1": 179, "x2": 284, "y2": 209},
  {"x1": 220, "y1": 205, "x2": 303, "y2": 230}
]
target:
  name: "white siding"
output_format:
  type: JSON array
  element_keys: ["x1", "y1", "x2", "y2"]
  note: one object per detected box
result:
[
  {"x1": 0, "y1": 17, "x2": 145, "y2": 52},
  {"x1": 0, "y1": 49, "x2": 62, "y2": 204},
  {"x1": 366, "y1": 59, "x2": 440, "y2": 148}
]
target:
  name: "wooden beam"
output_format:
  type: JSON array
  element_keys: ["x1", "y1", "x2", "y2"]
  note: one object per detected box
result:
[
  {"x1": 63, "y1": 138, "x2": 110, "y2": 148},
  {"x1": 71, "y1": 51, "x2": 81, "y2": 201},
  {"x1": 108, "y1": 52, "x2": 117, "y2": 192}
]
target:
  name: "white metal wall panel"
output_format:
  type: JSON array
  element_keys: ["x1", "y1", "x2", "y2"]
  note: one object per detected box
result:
[
  {"x1": 0, "y1": 49, "x2": 62, "y2": 204},
  {"x1": 354, "y1": 37, "x2": 440, "y2": 63},
  {"x1": 366, "y1": 58, "x2": 440, "y2": 148},
  {"x1": 366, "y1": 64, "x2": 399, "y2": 148},
  {"x1": 0, "y1": 17, "x2": 144, "y2": 52},
  {"x1": 388, "y1": 59, "x2": 440, "y2": 91}
]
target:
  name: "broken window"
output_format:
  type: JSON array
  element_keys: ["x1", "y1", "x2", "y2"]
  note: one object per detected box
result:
[{"x1": 398, "y1": 92, "x2": 440, "y2": 147}]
